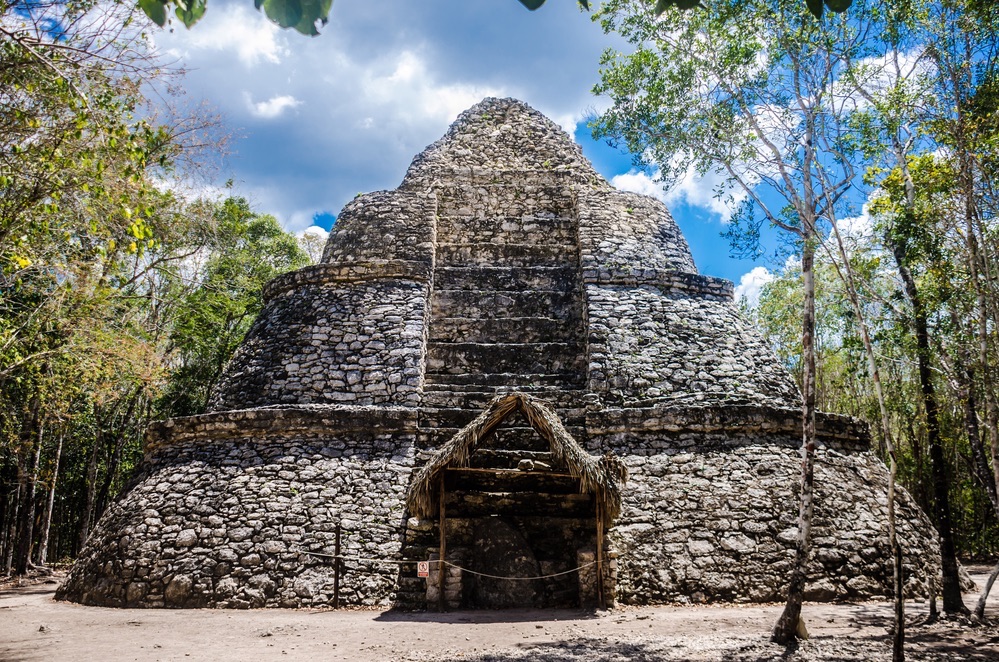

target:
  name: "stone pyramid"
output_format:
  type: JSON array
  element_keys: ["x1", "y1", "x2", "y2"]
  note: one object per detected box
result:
[{"x1": 59, "y1": 98, "x2": 943, "y2": 610}]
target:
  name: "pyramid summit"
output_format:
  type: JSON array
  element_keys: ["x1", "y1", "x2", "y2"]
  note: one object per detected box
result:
[
  {"x1": 60, "y1": 98, "x2": 944, "y2": 610},
  {"x1": 402, "y1": 97, "x2": 602, "y2": 185}
]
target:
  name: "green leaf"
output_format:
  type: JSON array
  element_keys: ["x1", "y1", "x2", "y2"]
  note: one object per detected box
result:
[
  {"x1": 824, "y1": 0, "x2": 852, "y2": 12},
  {"x1": 654, "y1": 0, "x2": 702, "y2": 14},
  {"x1": 293, "y1": 0, "x2": 332, "y2": 35},
  {"x1": 175, "y1": 0, "x2": 206, "y2": 28},
  {"x1": 260, "y1": 0, "x2": 331, "y2": 34},
  {"x1": 805, "y1": 0, "x2": 824, "y2": 18},
  {"x1": 578, "y1": 0, "x2": 589, "y2": 8},
  {"x1": 262, "y1": 0, "x2": 301, "y2": 28},
  {"x1": 138, "y1": 0, "x2": 168, "y2": 27},
  {"x1": 518, "y1": 0, "x2": 546, "y2": 9}
]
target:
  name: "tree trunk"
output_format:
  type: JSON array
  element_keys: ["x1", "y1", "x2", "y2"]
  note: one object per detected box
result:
[
  {"x1": 37, "y1": 429, "x2": 63, "y2": 566},
  {"x1": 95, "y1": 394, "x2": 139, "y2": 519},
  {"x1": 14, "y1": 410, "x2": 43, "y2": 575},
  {"x1": 890, "y1": 239, "x2": 968, "y2": 616},
  {"x1": 772, "y1": 230, "x2": 818, "y2": 645},
  {"x1": 956, "y1": 362, "x2": 998, "y2": 510},
  {"x1": 827, "y1": 216, "x2": 905, "y2": 660},
  {"x1": 78, "y1": 420, "x2": 103, "y2": 551},
  {"x1": 2, "y1": 486, "x2": 19, "y2": 574},
  {"x1": 975, "y1": 561, "x2": 999, "y2": 621}
]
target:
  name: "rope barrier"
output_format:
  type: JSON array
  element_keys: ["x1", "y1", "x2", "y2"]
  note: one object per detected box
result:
[
  {"x1": 442, "y1": 560, "x2": 597, "y2": 581},
  {"x1": 293, "y1": 548, "x2": 419, "y2": 565},
  {"x1": 294, "y1": 547, "x2": 603, "y2": 581}
]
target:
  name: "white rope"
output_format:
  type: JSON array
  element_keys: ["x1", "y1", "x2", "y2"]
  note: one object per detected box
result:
[
  {"x1": 294, "y1": 547, "x2": 603, "y2": 580},
  {"x1": 442, "y1": 560, "x2": 597, "y2": 581},
  {"x1": 293, "y1": 548, "x2": 421, "y2": 565}
]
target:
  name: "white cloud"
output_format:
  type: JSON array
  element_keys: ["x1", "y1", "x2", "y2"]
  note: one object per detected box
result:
[
  {"x1": 298, "y1": 225, "x2": 329, "y2": 241},
  {"x1": 611, "y1": 166, "x2": 745, "y2": 221},
  {"x1": 146, "y1": 1, "x2": 638, "y2": 241},
  {"x1": 611, "y1": 170, "x2": 665, "y2": 201},
  {"x1": 835, "y1": 207, "x2": 872, "y2": 242},
  {"x1": 161, "y1": 4, "x2": 287, "y2": 67},
  {"x1": 735, "y1": 266, "x2": 774, "y2": 308},
  {"x1": 361, "y1": 50, "x2": 504, "y2": 127},
  {"x1": 833, "y1": 49, "x2": 935, "y2": 113},
  {"x1": 245, "y1": 93, "x2": 302, "y2": 119},
  {"x1": 666, "y1": 163, "x2": 747, "y2": 220},
  {"x1": 552, "y1": 114, "x2": 579, "y2": 139}
]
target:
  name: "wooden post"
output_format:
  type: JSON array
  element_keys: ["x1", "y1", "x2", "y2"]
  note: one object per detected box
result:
[
  {"x1": 596, "y1": 498, "x2": 605, "y2": 609},
  {"x1": 333, "y1": 522, "x2": 342, "y2": 609},
  {"x1": 438, "y1": 478, "x2": 447, "y2": 612}
]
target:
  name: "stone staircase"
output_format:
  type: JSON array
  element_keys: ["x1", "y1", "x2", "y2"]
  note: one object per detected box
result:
[{"x1": 421, "y1": 184, "x2": 588, "y2": 445}]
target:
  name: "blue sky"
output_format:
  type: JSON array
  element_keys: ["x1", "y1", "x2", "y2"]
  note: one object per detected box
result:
[{"x1": 154, "y1": 0, "x2": 775, "y2": 297}]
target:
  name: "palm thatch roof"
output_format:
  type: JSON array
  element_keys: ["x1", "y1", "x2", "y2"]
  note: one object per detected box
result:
[{"x1": 406, "y1": 392, "x2": 627, "y2": 526}]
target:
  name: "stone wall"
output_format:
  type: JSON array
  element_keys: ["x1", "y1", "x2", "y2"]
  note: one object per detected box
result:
[
  {"x1": 401, "y1": 103, "x2": 601, "y2": 188},
  {"x1": 424, "y1": 178, "x2": 587, "y2": 404},
  {"x1": 608, "y1": 441, "x2": 939, "y2": 604},
  {"x1": 209, "y1": 278, "x2": 429, "y2": 411},
  {"x1": 57, "y1": 407, "x2": 417, "y2": 609},
  {"x1": 320, "y1": 190, "x2": 435, "y2": 265},
  {"x1": 586, "y1": 285, "x2": 801, "y2": 407},
  {"x1": 577, "y1": 188, "x2": 697, "y2": 276},
  {"x1": 58, "y1": 404, "x2": 943, "y2": 610}
]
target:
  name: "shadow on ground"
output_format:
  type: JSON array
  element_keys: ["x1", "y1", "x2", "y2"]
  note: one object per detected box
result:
[{"x1": 375, "y1": 608, "x2": 601, "y2": 624}]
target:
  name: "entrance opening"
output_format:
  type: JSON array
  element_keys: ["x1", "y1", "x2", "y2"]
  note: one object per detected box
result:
[{"x1": 405, "y1": 393, "x2": 626, "y2": 610}]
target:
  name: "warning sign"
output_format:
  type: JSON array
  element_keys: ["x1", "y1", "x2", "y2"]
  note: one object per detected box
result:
[{"x1": 417, "y1": 561, "x2": 430, "y2": 578}]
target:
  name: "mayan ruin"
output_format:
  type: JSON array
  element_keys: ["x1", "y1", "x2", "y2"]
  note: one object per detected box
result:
[{"x1": 57, "y1": 97, "x2": 945, "y2": 611}]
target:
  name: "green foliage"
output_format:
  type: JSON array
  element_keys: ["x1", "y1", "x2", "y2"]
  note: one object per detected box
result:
[
  {"x1": 0, "y1": 1, "x2": 307, "y2": 569},
  {"x1": 159, "y1": 198, "x2": 309, "y2": 416},
  {"x1": 137, "y1": 0, "x2": 851, "y2": 36}
]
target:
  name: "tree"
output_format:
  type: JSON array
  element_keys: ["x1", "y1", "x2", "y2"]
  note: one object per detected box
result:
[
  {"x1": 841, "y1": 0, "x2": 999, "y2": 618},
  {"x1": 591, "y1": 0, "x2": 864, "y2": 643},
  {"x1": 158, "y1": 198, "x2": 309, "y2": 417},
  {"x1": 131, "y1": 0, "x2": 852, "y2": 39}
]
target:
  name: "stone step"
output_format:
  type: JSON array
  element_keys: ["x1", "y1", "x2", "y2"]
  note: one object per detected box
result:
[
  {"x1": 425, "y1": 342, "x2": 586, "y2": 376},
  {"x1": 430, "y1": 289, "x2": 581, "y2": 320},
  {"x1": 436, "y1": 187, "x2": 574, "y2": 220},
  {"x1": 428, "y1": 316, "x2": 578, "y2": 344},
  {"x1": 435, "y1": 214, "x2": 576, "y2": 246},
  {"x1": 435, "y1": 242, "x2": 572, "y2": 267},
  {"x1": 433, "y1": 266, "x2": 578, "y2": 292},
  {"x1": 419, "y1": 407, "x2": 586, "y2": 430},
  {"x1": 423, "y1": 371, "x2": 587, "y2": 389},
  {"x1": 421, "y1": 425, "x2": 587, "y2": 452},
  {"x1": 421, "y1": 385, "x2": 588, "y2": 410}
]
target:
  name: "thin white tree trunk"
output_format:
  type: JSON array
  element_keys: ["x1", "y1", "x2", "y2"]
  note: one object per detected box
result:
[
  {"x1": 36, "y1": 430, "x2": 63, "y2": 566},
  {"x1": 823, "y1": 220, "x2": 904, "y2": 660},
  {"x1": 772, "y1": 228, "x2": 818, "y2": 645}
]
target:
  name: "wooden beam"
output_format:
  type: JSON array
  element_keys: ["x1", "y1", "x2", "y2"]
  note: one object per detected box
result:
[
  {"x1": 468, "y1": 449, "x2": 555, "y2": 470},
  {"x1": 438, "y1": 477, "x2": 446, "y2": 612},
  {"x1": 596, "y1": 498, "x2": 605, "y2": 609},
  {"x1": 443, "y1": 468, "x2": 581, "y2": 494},
  {"x1": 444, "y1": 491, "x2": 595, "y2": 518}
]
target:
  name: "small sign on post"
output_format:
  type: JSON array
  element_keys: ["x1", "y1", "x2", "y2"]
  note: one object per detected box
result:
[{"x1": 417, "y1": 561, "x2": 430, "y2": 578}]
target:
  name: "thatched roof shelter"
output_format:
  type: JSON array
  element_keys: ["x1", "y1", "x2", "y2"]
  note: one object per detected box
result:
[{"x1": 406, "y1": 392, "x2": 627, "y2": 527}]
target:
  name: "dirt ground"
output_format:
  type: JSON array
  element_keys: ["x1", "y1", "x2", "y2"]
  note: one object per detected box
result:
[{"x1": 2, "y1": 569, "x2": 999, "y2": 661}]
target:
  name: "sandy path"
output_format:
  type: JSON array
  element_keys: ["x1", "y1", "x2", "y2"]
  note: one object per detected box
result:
[{"x1": 2, "y1": 573, "x2": 998, "y2": 661}]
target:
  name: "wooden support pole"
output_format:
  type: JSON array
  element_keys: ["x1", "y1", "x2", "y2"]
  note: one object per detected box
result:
[
  {"x1": 596, "y1": 499, "x2": 605, "y2": 610},
  {"x1": 333, "y1": 521, "x2": 342, "y2": 609},
  {"x1": 438, "y1": 478, "x2": 447, "y2": 612}
]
